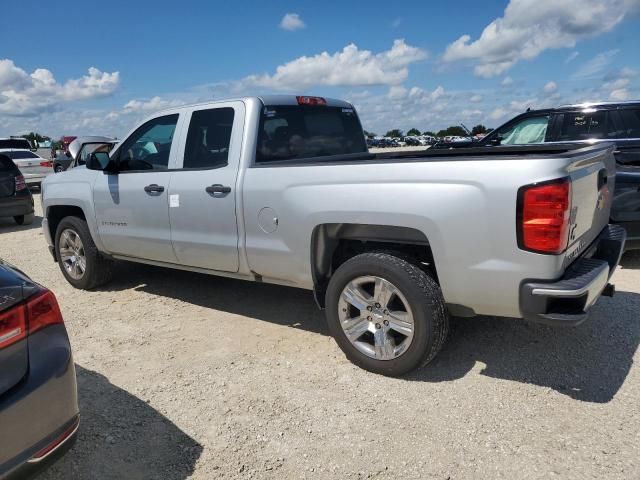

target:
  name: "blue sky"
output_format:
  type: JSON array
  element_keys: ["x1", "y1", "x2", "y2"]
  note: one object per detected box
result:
[{"x1": 1, "y1": 0, "x2": 639, "y2": 137}]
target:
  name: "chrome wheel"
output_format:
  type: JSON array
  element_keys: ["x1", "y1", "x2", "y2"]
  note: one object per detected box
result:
[
  {"x1": 59, "y1": 228, "x2": 86, "y2": 280},
  {"x1": 338, "y1": 276, "x2": 415, "y2": 360}
]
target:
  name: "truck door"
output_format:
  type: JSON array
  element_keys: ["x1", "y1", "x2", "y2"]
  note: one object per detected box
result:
[
  {"x1": 168, "y1": 101, "x2": 244, "y2": 272},
  {"x1": 93, "y1": 113, "x2": 181, "y2": 263}
]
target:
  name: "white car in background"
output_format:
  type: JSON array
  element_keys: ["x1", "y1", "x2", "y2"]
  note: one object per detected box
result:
[{"x1": 0, "y1": 149, "x2": 53, "y2": 187}]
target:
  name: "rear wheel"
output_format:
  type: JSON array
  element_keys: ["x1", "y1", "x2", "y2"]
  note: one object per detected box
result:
[
  {"x1": 325, "y1": 251, "x2": 449, "y2": 376},
  {"x1": 13, "y1": 214, "x2": 34, "y2": 225},
  {"x1": 54, "y1": 216, "x2": 114, "y2": 289},
  {"x1": 54, "y1": 164, "x2": 64, "y2": 173}
]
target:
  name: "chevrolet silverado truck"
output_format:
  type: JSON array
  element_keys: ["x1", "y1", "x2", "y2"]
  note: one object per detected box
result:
[{"x1": 40, "y1": 95, "x2": 626, "y2": 376}]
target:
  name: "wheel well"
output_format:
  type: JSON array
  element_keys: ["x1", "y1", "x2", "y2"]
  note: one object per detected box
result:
[
  {"x1": 311, "y1": 224, "x2": 437, "y2": 308},
  {"x1": 47, "y1": 205, "x2": 86, "y2": 241}
]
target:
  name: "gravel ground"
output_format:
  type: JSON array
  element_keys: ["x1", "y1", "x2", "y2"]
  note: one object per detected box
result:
[{"x1": 1, "y1": 195, "x2": 639, "y2": 480}]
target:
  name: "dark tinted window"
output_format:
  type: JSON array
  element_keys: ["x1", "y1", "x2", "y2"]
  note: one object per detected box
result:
[
  {"x1": 617, "y1": 109, "x2": 640, "y2": 138},
  {"x1": 118, "y1": 114, "x2": 178, "y2": 171},
  {"x1": 0, "y1": 139, "x2": 32, "y2": 149},
  {"x1": 3, "y1": 151, "x2": 39, "y2": 160},
  {"x1": 183, "y1": 108, "x2": 234, "y2": 169},
  {"x1": 0, "y1": 155, "x2": 18, "y2": 172},
  {"x1": 256, "y1": 105, "x2": 367, "y2": 163},
  {"x1": 557, "y1": 111, "x2": 606, "y2": 140}
]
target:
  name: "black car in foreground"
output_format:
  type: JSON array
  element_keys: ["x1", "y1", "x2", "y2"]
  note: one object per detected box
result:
[
  {"x1": 434, "y1": 101, "x2": 640, "y2": 249},
  {"x1": 0, "y1": 260, "x2": 79, "y2": 479},
  {"x1": 0, "y1": 154, "x2": 34, "y2": 226}
]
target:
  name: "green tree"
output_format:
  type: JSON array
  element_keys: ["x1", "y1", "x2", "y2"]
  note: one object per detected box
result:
[
  {"x1": 406, "y1": 128, "x2": 421, "y2": 136},
  {"x1": 385, "y1": 129, "x2": 403, "y2": 138},
  {"x1": 471, "y1": 124, "x2": 488, "y2": 135},
  {"x1": 422, "y1": 130, "x2": 437, "y2": 137},
  {"x1": 363, "y1": 130, "x2": 376, "y2": 138},
  {"x1": 436, "y1": 126, "x2": 467, "y2": 137}
]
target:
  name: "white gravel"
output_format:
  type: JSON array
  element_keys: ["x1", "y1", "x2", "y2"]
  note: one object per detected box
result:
[{"x1": 1, "y1": 195, "x2": 639, "y2": 479}]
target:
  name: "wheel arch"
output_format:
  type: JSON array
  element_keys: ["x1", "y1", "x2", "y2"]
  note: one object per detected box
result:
[
  {"x1": 46, "y1": 205, "x2": 88, "y2": 244},
  {"x1": 310, "y1": 223, "x2": 436, "y2": 308}
]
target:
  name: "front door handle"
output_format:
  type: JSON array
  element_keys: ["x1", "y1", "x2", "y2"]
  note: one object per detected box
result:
[
  {"x1": 144, "y1": 184, "x2": 165, "y2": 193},
  {"x1": 205, "y1": 184, "x2": 231, "y2": 194}
]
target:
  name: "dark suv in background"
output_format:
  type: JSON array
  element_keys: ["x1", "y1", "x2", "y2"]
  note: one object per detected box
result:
[{"x1": 437, "y1": 101, "x2": 640, "y2": 249}]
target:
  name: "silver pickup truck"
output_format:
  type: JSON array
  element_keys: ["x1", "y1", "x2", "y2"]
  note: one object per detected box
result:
[{"x1": 41, "y1": 95, "x2": 626, "y2": 376}]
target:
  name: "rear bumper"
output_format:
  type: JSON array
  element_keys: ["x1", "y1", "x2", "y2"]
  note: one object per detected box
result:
[
  {"x1": 0, "y1": 325, "x2": 79, "y2": 479},
  {"x1": 0, "y1": 192, "x2": 34, "y2": 218},
  {"x1": 520, "y1": 224, "x2": 626, "y2": 326}
]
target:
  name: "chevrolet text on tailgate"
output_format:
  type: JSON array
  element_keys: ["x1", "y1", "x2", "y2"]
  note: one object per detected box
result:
[{"x1": 40, "y1": 95, "x2": 626, "y2": 376}]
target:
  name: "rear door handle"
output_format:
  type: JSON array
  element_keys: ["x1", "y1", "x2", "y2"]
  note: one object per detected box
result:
[
  {"x1": 205, "y1": 184, "x2": 231, "y2": 194},
  {"x1": 144, "y1": 184, "x2": 165, "y2": 193}
]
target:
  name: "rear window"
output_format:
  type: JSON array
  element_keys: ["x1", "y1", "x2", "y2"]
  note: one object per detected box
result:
[
  {"x1": 0, "y1": 139, "x2": 32, "y2": 150},
  {"x1": 0, "y1": 155, "x2": 18, "y2": 172},
  {"x1": 3, "y1": 151, "x2": 39, "y2": 160},
  {"x1": 256, "y1": 105, "x2": 367, "y2": 163}
]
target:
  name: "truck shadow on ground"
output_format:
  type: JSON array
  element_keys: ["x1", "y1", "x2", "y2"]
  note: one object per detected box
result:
[
  {"x1": 100, "y1": 259, "x2": 639, "y2": 405},
  {"x1": 41, "y1": 366, "x2": 202, "y2": 480},
  {"x1": 0, "y1": 214, "x2": 43, "y2": 233}
]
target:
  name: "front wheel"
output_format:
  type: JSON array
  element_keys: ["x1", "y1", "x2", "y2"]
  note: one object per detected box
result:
[
  {"x1": 325, "y1": 252, "x2": 449, "y2": 376},
  {"x1": 54, "y1": 216, "x2": 114, "y2": 289}
]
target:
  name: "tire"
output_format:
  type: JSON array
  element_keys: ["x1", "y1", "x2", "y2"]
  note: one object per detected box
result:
[
  {"x1": 13, "y1": 213, "x2": 34, "y2": 225},
  {"x1": 325, "y1": 251, "x2": 449, "y2": 376},
  {"x1": 54, "y1": 164, "x2": 64, "y2": 173},
  {"x1": 54, "y1": 216, "x2": 114, "y2": 289}
]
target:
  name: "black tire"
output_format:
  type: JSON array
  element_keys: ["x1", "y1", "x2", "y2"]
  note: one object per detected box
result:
[
  {"x1": 13, "y1": 213, "x2": 34, "y2": 225},
  {"x1": 54, "y1": 216, "x2": 114, "y2": 289},
  {"x1": 325, "y1": 251, "x2": 449, "y2": 376},
  {"x1": 54, "y1": 164, "x2": 64, "y2": 173}
]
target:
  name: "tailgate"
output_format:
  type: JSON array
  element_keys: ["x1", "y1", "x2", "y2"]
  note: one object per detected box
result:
[
  {"x1": 564, "y1": 144, "x2": 616, "y2": 263},
  {"x1": 0, "y1": 173, "x2": 14, "y2": 197}
]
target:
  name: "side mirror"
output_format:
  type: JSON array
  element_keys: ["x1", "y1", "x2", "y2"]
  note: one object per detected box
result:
[
  {"x1": 490, "y1": 135, "x2": 502, "y2": 146},
  {"x1": 86, "y1": 151, "x2": 117, "y2": 173}
]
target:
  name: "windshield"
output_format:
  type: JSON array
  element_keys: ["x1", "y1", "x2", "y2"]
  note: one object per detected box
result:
[
  {"x1": 495, "y1": 116, "x2": 550, "y2": 145},
  {"x1": 3, "y1": 150, "x2": 39, "y2": 160},
  {"x1": 256, "y1": 105, "x2": 367, "y2": 163}
]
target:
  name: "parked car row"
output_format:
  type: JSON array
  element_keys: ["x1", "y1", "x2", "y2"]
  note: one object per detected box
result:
[
  {"x1": 366, "y1": 135, "x2": 437, "y2": 148},
  {"x1": 433, "y1": 100, "x2": 640, "y2": 250}
]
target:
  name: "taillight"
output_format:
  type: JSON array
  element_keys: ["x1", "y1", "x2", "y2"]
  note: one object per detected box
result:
[
  {"x1": 0, "y1": 289, "x2": 63, "y2": 350},
  {"x1": 296, "y1": 96, "x2": 327, "y2": 106},
  {"x1": 517, "y1": 178, "x2": 572, "y2": 254},
  {"x1": 40, "y1": 161, "x2": 53, "y2": 167},
  {"x1": 15, "y1": 174, "x2": 27, "y2": 191},
  {"x1": 0, "y1": 304, "x2": 27, "y2": 349},
  {"x1": 27, "y1": 290, "x2": 64, "y2": 334}
]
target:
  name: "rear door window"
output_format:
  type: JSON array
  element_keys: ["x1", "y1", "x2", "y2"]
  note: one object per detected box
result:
[
  {"x1": 495, "y1": 116, "x2": 550, "y2": 145},
  {"x1": 256, "y1": 105, "x2": 367, "y2": 163},
  {"x1": 557, "y1": 111, "x2": 607, "y2": 140},
  {"x1": 182, "y1": 107, "x2": 234, "y2": 169},
  {"x1": 617, "y1": 108, "x2": 640, "y2": 138}
]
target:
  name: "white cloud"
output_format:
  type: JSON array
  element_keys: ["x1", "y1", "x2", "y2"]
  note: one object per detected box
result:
[
  {"x1": 442, "y1": 0, "x2": 640, "y2": 77},
  {"x1": 470, "y1": 94, "x2": 483, "y2": 103},
  {"x1": 238, "y1": 39, "x2": 427, "y2": 90},
  {"x1": 123, "y1": 96, "x2": 183, "y2": 113},
  {"x1": 565, "y1": 51, "x2": 580, "y2": 64},
  {"x1": 391, "y1": 17, "x2": 402, "y2": 28},
  {"x1": 0, "y1": 59, "x2": 119, "y2": 116},
  {"x1": 572, "y1": 49, "x2": 619, "y2": 78},
  {"x1": 543, "y1": 81, "x2": 557, "y2": 93},
  {"x1": 501, "y1": 76, "x2": 513, "y2": 86},
  {"x1": 489, "y1": 107, "x2": 508, "y2": 120},
  {"x1": 279, "y1": 13, "x2": 306, "y2": 31}
]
